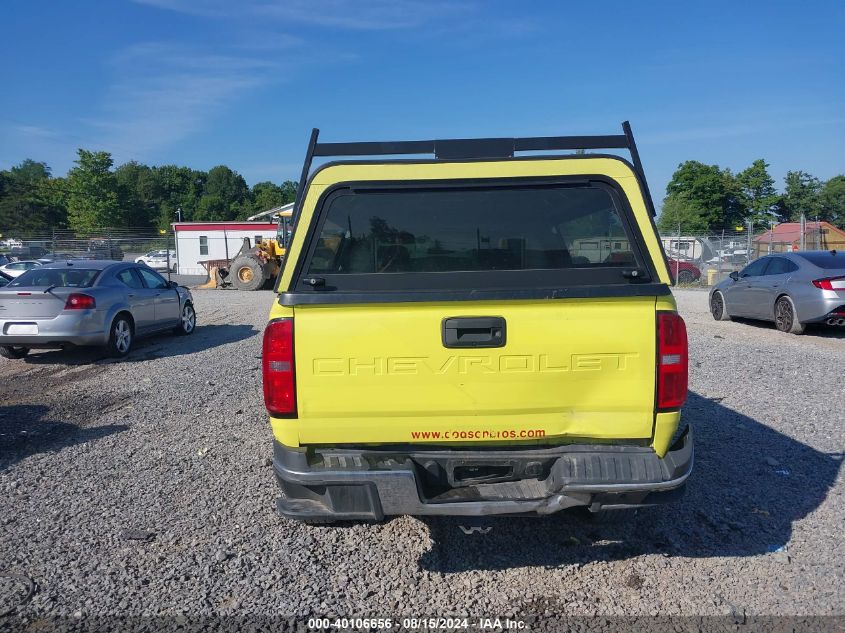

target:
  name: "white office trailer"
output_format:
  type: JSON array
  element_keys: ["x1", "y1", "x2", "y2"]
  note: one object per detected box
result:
[{"x1": 172, "y1": 222, "x2": 278, "y2": 275}]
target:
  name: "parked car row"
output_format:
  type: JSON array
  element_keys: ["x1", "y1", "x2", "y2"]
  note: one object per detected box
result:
[{"x1": 1, "y1": 243, "x2": 126, "y2": 262}]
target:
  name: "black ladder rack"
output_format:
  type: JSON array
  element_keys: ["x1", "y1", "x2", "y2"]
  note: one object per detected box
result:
[{"x1": 290, "y1": 120, "x2": 656, "y2": 223}]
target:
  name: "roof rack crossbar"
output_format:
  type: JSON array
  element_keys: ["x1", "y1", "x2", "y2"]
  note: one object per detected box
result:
[
  {"x1": 290, "y1": 121, "x2": 657, "y2": 225},
  {"x1": 313, "y1": 134, "x2": 630, "y2": 159}
]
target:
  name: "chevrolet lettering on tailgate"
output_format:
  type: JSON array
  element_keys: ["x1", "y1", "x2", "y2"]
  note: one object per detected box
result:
[{"x1": 312, "y1": 353, "x2": 640, "y2": 375}]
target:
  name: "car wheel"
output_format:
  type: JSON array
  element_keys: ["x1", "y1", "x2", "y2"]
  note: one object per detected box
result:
[
  {"x1": 0, "y1": 345, "x2": 30, "y2": 360},
  {"x1": 775, "y1": 296, "x2": 804, "y2": 334},
  {"x1": 107, "y1": 315, "x2": 134, "y2": 357},
  {"x1": 174, "y1": 303, "x2": 196, "y2": 335},
  {"x1": 710, "y1": 291, "x2": 731, "y2": 321},
  {"x1": 677, "y1": 269, "x2": 695, "y2": 285}
]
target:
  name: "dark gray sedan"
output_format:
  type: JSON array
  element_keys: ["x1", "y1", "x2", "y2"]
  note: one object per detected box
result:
[
  {"x1": 709, "y1": 250, "x2": 845, "y2": 334},
  {"x1": 0, "y1": 260, "x2": 196, "y2": 359}
]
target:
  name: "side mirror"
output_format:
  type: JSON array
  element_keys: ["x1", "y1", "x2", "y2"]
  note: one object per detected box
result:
[
  {"x1": 729, "y1": 271, "x2": 739, "y2": 281},
  {"x1": 169, "y1": 280, "x2": 179, "y2": 288}
]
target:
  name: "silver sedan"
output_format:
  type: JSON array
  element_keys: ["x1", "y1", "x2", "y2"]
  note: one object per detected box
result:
[
  {"x1": 0, "y1": 260, "x2": 196, "y2": 359},
  {"x1": 709, "y1": 250, "x2": 845, "y2": 334}
]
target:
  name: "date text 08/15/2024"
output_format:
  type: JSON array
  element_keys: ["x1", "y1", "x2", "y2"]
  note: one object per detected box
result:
[{"x1": 307, "y1": 617, "x2": 527, "y2": 630}]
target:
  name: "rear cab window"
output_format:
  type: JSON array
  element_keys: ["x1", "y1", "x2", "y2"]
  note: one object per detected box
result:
[{"x1": 294, "y1": 178, "x2": 659, "y2": 295}]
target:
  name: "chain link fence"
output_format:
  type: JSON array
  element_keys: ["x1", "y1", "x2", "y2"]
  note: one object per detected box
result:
[
  {"x1": 660, "y1": 221, "x2": 843, "y2": 287},
  {"x1": 0, "y1": 228, "x2": 173, "y2": 268},
  {"x1": 2, "y1": 222, "x2": 842, "y2": 286},
  {"x1": 0, "y1": 226, "x2": 275, "y2": 279}
]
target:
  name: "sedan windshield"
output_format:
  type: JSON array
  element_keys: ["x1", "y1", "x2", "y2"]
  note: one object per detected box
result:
[{"x1": 9, "y1": 268, "x2": 100, "y2": 288}]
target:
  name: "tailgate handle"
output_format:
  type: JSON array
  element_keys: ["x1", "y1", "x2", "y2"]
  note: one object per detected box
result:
[{"x1": 442, "y1": 317, "x2": 506, "y2": 349}]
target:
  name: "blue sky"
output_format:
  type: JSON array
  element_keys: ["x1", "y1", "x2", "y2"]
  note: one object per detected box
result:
[{"x1": 1, "y1": 0, "x2": 843, "y2": 207}]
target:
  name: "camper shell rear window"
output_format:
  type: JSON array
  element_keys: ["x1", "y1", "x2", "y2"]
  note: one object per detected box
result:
[{"x1": 291, "y1": 177, "x2": 658, "y2": 296}]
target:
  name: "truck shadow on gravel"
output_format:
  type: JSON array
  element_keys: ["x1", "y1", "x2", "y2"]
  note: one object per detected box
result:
[
  {"x1": 418, "y1": 391, "x2": 843, "y2": 572},
  {"x1": 18, "y1": 324, "x2": 257, "y2": 366},
  {"x1": 0, "y1": 404, "x2": 127, "y2": 471}
]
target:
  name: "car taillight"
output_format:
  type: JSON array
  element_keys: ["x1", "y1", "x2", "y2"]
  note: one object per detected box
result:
[
  {"x1": 64, "y1": 293, "x2": 96, "y2": 310},
  {"x1": 263, "y1": 318, "x2": 296, "y2": 417},
  {"x1": 657, "y1": 312, "x2": 688, "y2": 410},
  {"x1": 812, "y1": 275, "x2": 845, "y2": 290}
]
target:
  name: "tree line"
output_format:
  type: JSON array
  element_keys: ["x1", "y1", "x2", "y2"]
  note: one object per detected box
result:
[
  {"x1": 657, "y1": 159, "x2": 845, "y2": 233},
  {"x1": 0, "y1": 149, "x2": 297, "y2": 234},
  {"x1": 2, "y1": 149, "x2": 843, "y2": 236}
]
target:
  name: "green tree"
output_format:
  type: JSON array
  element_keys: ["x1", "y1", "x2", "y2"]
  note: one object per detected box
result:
[
  {"x1": 782, "y1": 170, "x2": 822, "y2": 222},
  {"x1": 194, "y1": 194, "x2": 227, "y2": 221},
  {"x1": 736, "y1": 159, "x2": 781, "y2": 224},
  {"x1": 658, "y1": 161, "x2": 740, "y2": 232},
  {"x1": 10, "y1": 159, "x2": 51, "y2": 183},
  {"x1": 115, "y1": 161, "x2": 162, "y2": 228},
  {"x1": 657, "y1": 193, "x2": 712, "y2": 233},
  {"x1": 0, "y1": 159, "x2": 68, "y2": 232},
  {"x1": 205, "y1": 165, "x2": 248, "y2": 220},
  {"x1": 246, "y1": 180, "x2": 298, "y2": 218},
  {"x1": 153, "y1": 165, "x2": 207, "y2": 229},
  {"x1": 818, "y1": 175, "x2": 845, "y2": 225},
  {"x1": 66, "y1": 150, "x2": 122, "y2": 231}
]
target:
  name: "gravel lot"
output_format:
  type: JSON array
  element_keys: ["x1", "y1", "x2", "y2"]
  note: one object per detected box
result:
[{"x1": 1, "y1": 288, "x2": 843, "y2": 624}]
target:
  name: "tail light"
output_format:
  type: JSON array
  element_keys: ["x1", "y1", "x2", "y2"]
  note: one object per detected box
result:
[
  {"x1": 263, "y1": 318, "x2": 296, "y2": 417},
  {"x1": 64, "y1": 293, "x2": 96, "y2": 310},
  {"x1": 812, "y1": 275, "x2": 845, "y2": 290},
  {"x1": 657, "y1": 312, "x2": 688, "y2": 410}
]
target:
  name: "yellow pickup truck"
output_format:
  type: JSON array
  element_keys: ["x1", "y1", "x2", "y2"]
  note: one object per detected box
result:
[{"x1": 263, "y1": 123, "x2": 691, "y2": 523}]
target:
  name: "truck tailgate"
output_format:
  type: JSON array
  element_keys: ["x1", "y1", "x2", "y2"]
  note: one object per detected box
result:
[{"x1": 292, "y1": 296, "x2": 657, "y2": 445}]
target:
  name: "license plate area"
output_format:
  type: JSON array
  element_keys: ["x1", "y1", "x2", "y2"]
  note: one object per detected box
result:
[
  {"x1": 409, "y1": 456, "x2": 552, "y2": 490},
  {"x1": 452, "y1": 463, "x2": 513, "y2": 485},
  {"x1": 4, "y1": 323, "x2": 38, "y2": 335}
]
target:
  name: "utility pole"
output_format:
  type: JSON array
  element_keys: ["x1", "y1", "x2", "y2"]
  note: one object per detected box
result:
[
  {"x1": 675, "y1": 223, "x2": 681, "y2": 282},
  {"x1": 768, "y1": 220, "x2": 774, "y2": 255},
  {"x1": 746, "y1": 218, "x2": 753, "y2": 263},
  {"x1": 799, "y1": 213, "x2": 806, "y2": 251}
]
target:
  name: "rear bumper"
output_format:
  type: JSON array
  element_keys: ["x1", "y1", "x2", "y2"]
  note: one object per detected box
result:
[
  {"x1": 801, "y1": 293, "x2": 845, "y2": 323},
  {"x1": 0, "y1": 312, "x2": 108, "y2": 348},
  {"x1": 273, "y1": 425, "x2": 693, "y2": 521}
]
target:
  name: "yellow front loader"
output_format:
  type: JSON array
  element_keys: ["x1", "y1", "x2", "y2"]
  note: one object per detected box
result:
[{"x1": 226, "y1": 207, "x2": 292, "y2": 291}]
